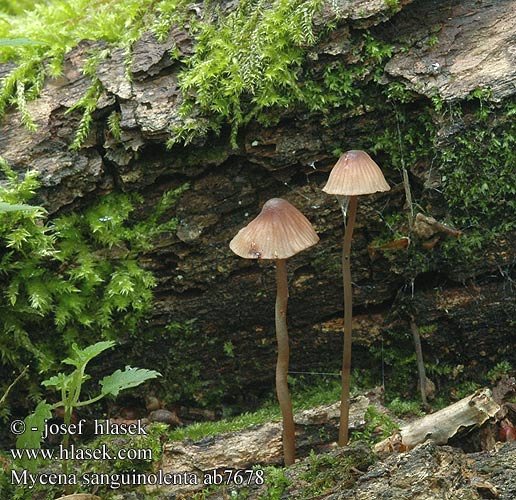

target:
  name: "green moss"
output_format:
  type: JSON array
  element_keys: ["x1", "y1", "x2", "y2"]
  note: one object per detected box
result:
[
  {"x1": 1, "y1": 0, "x2": 397, "y2": 149},
  {"x1": 351, "y1": 406, "x2": 398, "y2": 444},
  {"x1": 259, "y1": 466, "x2": 291, "y2": 500},
  {"x1": 440, "y1": 102, "x2": 516, "y2": 232},
  {"x1": 388, "y1": 397, "x2": 424, "y2": 418},
  {"x1": 169, "y1": 0, "x2": 326, "y2": 147},
  {"x1": 348, "y1": 82, "x2": 516, "y2": 282},
  {"x1": 0, "y1": 0, "x2": 191, "y2": 144},
  {"x1": 0, "y1": 160, "x2": 187, "y2": 414},
  {"x1": 487, "y1": 361, "x2": 513, "y2": 383},
  {"x1": 385, "y1": 0, "x2": 401, "y2": 10},
  {"x1": 422, "y1": 95, "x2": 516, "y2": 269},
  {"x1": 168, "y1": 378, "x2": 341, "y2": 442},
  {"x1": 294, "y1": 442, "x2": 376, "y2": 498},
  {"x1": 418, "y1": 324, "x2": 437, "y2": 335}
]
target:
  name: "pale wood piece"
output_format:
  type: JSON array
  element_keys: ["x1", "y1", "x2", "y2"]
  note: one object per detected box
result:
[{"x1": 375, "y1": 388, "x2": 500, "y2": 453}]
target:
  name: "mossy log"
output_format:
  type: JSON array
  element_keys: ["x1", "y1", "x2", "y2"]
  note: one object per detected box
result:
[
  {"x1": 0, "y1": 0, "x2": 515, "y2": 407},
  {"x1": 157, "y1": 394, "x2": 371, "y2": 496},
  {"x1": 153, "y1": 389, "x2": 510, "y2": 499}
]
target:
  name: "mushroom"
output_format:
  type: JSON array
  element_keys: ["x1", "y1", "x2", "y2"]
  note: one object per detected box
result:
[
  {"x1": 230, "y1": 198, "x2": 319, "y2": 465},
  {"x1": 323, "y1": 150, "x2": 390, "y2": 446}
]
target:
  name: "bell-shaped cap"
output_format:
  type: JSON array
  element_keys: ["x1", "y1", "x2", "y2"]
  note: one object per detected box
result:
[
  {"x1": 230, "y1": 198, "x2": 319, "y2": 259},
  {"x1": 323, "y1": 150, "x2": 390, "y2": 196}
]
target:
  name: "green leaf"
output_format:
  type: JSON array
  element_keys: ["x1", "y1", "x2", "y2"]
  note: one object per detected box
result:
[
  {"x1": 62, "y1": 340, "x2": 115, "y2": 368},
  {"x1": 15, "y1": 401, "x2": 53, "y2": 472},
  {"x1": 0, "y1": 201, "x2": 42, "y2": 212},
  {"x1": 100, "y1": 366, "x2": 161, "y2": 397},
  {"x1": 41, "y1": 372, "x2": 69, "y2": 390}
]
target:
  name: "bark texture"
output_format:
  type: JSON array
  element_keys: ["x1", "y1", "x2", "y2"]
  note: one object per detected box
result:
[{"x1": 1, "y1": 0, "x2": 515, "y2": 406}]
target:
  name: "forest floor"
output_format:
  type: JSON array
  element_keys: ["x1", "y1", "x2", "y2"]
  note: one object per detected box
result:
[{"x1": 5, "y1": 380, "x2": 513, "y2": 500}]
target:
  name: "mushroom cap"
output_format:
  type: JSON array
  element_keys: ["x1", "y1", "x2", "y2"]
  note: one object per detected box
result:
[
  {"x1": 322, "y1": 150, "x2": 390, "y2": 196},
  {"x1": 229, "y1": 198, "x2": 319, "y2": 259}
]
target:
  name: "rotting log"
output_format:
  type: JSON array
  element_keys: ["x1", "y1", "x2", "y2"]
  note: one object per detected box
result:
[
  {"x1": 0, "y1": 0, "x2": 515, "y2": 409},
  {"x1": 374, "y1": 388, "x2": 500, "y2": 453},
  {"x1": 157, "y1": 395, "x2": 372, "y2": 495}
]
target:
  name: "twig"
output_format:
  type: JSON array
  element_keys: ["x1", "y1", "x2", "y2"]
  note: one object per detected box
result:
[
  {"x1": 409, "y1": 317, "x2": 428, "y2": 406},
  {"x1": 0, "y1": 365, "x2": 29, "y2": 406}
]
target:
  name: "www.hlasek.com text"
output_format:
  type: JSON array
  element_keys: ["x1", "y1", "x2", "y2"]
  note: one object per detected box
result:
[{"x1": 10, "y1": 443, "x2": 152, "y2": 462}]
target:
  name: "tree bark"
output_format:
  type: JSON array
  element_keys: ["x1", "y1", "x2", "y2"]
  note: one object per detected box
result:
[{"x1": 0, "y1": 0, "x2": 515, "y2": 407}]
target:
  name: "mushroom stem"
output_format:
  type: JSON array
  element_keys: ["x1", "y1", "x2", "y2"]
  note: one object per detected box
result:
[
  {"x1": 339, "y1": 194, "x2": 358, "y2": 446},
  {"x1": 275, "y1": 258, "x2": 296, "y2": 465}
]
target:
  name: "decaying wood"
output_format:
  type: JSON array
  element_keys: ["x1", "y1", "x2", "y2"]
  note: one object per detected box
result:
[
  {"x1": 383, "y1": 0, "x2": 516, "y2": 102},
  {"x1": 150, "y1": 389, "x2": 516, "y2": 500},
  {"x1": 400, "y1": 388, "x2": 500, "y2": 448},
  {"x1": 162, "y1": 395, "x2": 370, "y2": 468},
  {"x1": 374, "y1": 388, "x2": 500, "y2": 453},
  {"x1": 157, "y1": 395, "x2": 372, "y2": 494},
  {"x1": 306, "y1": 441, "x2": 516, "y2": 500},
  {"x1": 413, "y1": 212, "x2": 461, "y2": 239},
  {"x1": 492, "y1": 377, "x2": 516, "y2": 409}
]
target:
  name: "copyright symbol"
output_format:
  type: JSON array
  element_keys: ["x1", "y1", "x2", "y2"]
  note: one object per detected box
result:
[{"x1": 11, "y1": 420, "x2": 26, "y2": 435}]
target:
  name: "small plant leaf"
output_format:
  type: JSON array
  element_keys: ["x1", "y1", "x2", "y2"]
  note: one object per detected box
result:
[
  {"x1": 41, "y1": 372, "x2": 69, "y2": 390},
  {"x1": 15, "y1": 401, "x2": 53, "y2": 472},
  {"x1": 100, "y1": 366, "x2": 161, "y2": 397},
  {"x1": 62, "y1": 340, "x2": 115, "y2": 367}
]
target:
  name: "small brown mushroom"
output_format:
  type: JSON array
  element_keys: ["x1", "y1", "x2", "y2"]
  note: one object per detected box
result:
[
  {"x1": 323, "y1": 150, "x2": 390, "y2": 446},
  {"x1": 230, "y1": 198, "x2": 319, "y2": 465}
]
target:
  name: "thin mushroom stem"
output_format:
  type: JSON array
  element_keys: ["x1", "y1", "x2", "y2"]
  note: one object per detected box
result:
[
  {"x1": 275, "y1": 258, "x2": 296, "y2": 465},
  {"x1": 339, "y1": 195, "x2": 358, "y2": 446}
]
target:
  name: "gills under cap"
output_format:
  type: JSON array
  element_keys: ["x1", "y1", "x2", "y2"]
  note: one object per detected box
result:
[
  {"x1": 323, "y1": 150, "x2": 390, "y2": 196},
  {"x1": 229, "y1": 198, "x2": 319, "y2": 260}
]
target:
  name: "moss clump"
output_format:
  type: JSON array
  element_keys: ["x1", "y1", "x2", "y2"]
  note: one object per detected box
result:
[
  {"x1": 0, "y1": 0, "x2": 191, "y2": 143},
  {"x1": 351, "y1": 406, "x2": 398, "y2": 444},
  {"x1": 259, "y1": 466, "x2": 291, "y2": 500},
  {"x1": 1, "y1": 0, "x2": 398, "y2": 149},
  {"x1": 0, "y1": 159, "x2": 187, "y2": 420},
  {"x1": 172, "y1": 20, "x2": 394, "y2": 147},
  {"x1": 287, "y1": 442, "x2": 376, "y2": 499},
  {"x1": 171, "y1": 0, "x2": 324, "y2": 147},
  {"x1": 166, "y1": 378, "x2": 342, "y2": 442},
  {"x1": 438, "y1": 96, "x2": 516, "y2": 259}
]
